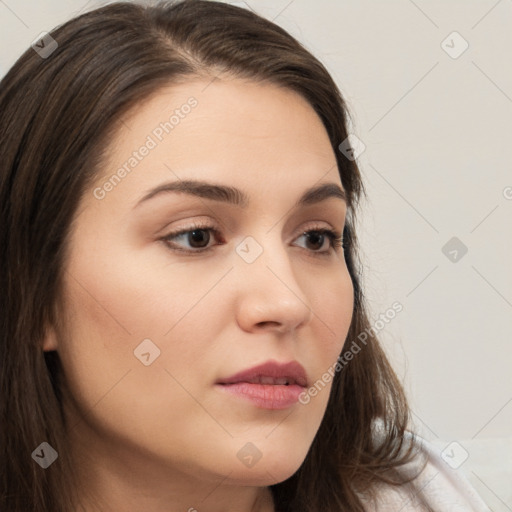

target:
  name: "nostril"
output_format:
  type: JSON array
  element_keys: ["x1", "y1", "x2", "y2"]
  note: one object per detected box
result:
[{"x1": 256, "y1": 321, "x2": 281, "y2": 329}]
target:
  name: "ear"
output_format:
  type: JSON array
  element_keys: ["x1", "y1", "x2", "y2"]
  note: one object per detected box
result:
[{"x1": 42, "y1": 324, "x2": 58, "y2": 352}]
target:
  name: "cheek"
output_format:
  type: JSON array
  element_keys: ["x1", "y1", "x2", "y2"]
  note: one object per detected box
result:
[
  {"x1": 60, "y1": 239, "x2": 218, "y2": 341},
  {"x1": 55, "y1": 244, "x2": 228, "y2": 414},
  {"x1": 290, "y1": 265, "x2": 353, "y2": 412},
  {"x1": 307, "y1": 264, "x2": 354, "y2": 359},
  {"x1": 54, "y1": 266, "x2": 223, "y2": 458}
]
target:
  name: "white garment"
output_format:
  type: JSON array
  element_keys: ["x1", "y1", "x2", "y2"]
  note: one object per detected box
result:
[{"x1": 362, "y1": 430, "x2": 491, "y2": 511}]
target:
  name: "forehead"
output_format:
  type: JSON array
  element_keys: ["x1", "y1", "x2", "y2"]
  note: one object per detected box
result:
[{"x1": 91, "y1": 78, "x2": 340, "y2": 208}]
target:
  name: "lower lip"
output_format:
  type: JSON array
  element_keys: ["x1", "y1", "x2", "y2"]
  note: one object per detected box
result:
[{"x1": 215, "y1": 382, "x2": 305, "y2": 410}]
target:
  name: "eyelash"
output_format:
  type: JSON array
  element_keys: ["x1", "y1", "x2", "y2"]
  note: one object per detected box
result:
[{"x1": 161, "y1": 221, "x2": 344, "y2": 257}]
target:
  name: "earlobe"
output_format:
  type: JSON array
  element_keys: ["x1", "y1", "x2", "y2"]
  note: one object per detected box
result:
[{"x1": 42, "y1": 325, "x2": 58, "y2": 352}]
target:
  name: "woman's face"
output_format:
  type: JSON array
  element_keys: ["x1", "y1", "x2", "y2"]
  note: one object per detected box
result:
[{"x1": 46, "y1": 78, "x2": 354, "y2": 492}]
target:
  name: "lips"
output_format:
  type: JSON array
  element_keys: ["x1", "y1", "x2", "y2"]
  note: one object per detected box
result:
[
  {"x1": 216, "y1": 360, "x2": 308, "y2": 387},
  {"x1": 215, "y1": 360, "x2": 309, "y2": 409}
]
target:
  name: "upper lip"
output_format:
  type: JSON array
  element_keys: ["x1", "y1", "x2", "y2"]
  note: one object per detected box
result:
[{"x1": 216, "y1": 360, "x2": 308, "y2": 387}]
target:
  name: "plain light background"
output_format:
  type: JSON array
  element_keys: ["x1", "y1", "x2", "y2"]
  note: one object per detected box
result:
[{"x1": 1, "y1": 0, "x2": 511, "y2": 509}]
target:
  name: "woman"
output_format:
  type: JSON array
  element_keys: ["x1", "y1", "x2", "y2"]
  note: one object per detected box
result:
[{"x1": 0, "y1": 1, "x2": 489, "y2": 511}]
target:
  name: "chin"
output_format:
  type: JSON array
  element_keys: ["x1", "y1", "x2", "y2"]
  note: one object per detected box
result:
[{"x1": 223, "y1": 449, "x2": 309, "y2": 487}]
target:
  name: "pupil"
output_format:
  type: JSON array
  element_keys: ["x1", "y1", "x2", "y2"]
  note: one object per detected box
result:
[
  {"x1": 307, "y1": 232, "x2": 324, "y2": 250},
  {"x1": 189, "y1": 229, "x2": 209, "y2": 248}
]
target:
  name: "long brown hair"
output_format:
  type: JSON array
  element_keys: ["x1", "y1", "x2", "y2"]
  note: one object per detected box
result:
[{"x1": 0, "y1": 1, "x2": 428, "y2": 510}]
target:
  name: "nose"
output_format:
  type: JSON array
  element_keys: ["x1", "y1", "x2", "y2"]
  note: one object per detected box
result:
[{"x1": 234, "y1": 237, "x2": 314, "y2": 334}]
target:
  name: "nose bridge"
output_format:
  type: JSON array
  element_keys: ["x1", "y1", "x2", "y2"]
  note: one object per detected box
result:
[{"x1": 233, "y1": 230, "x2": 313, "y2": 332}]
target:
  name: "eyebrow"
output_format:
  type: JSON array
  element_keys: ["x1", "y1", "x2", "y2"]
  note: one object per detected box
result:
[{"x1": 135, "y1": 179, "x2": 347, "y2": 209}]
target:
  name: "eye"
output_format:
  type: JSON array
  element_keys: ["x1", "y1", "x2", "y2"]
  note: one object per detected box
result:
[
  {"x1": 161, "y1": 221, "x2": 222, "y2": 254},
  {"x1": 161, "y1": 222, "x2": 344, "y2": 256},
  {"x1": 293, "y1": 228, "x2": 344, "y2": 256}
]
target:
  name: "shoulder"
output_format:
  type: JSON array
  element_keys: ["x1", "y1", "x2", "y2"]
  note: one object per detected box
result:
[{"x1": 359, "y1": 429, "x2": 490, "y2": 512}]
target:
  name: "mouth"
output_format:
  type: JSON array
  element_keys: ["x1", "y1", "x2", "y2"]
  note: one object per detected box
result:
[
  {"x1": 215, "y1": 360, "x2": 309, "y2": 410},
  {"x1": 216, "y1": 359, "x2": 308, "y2": 387}
]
